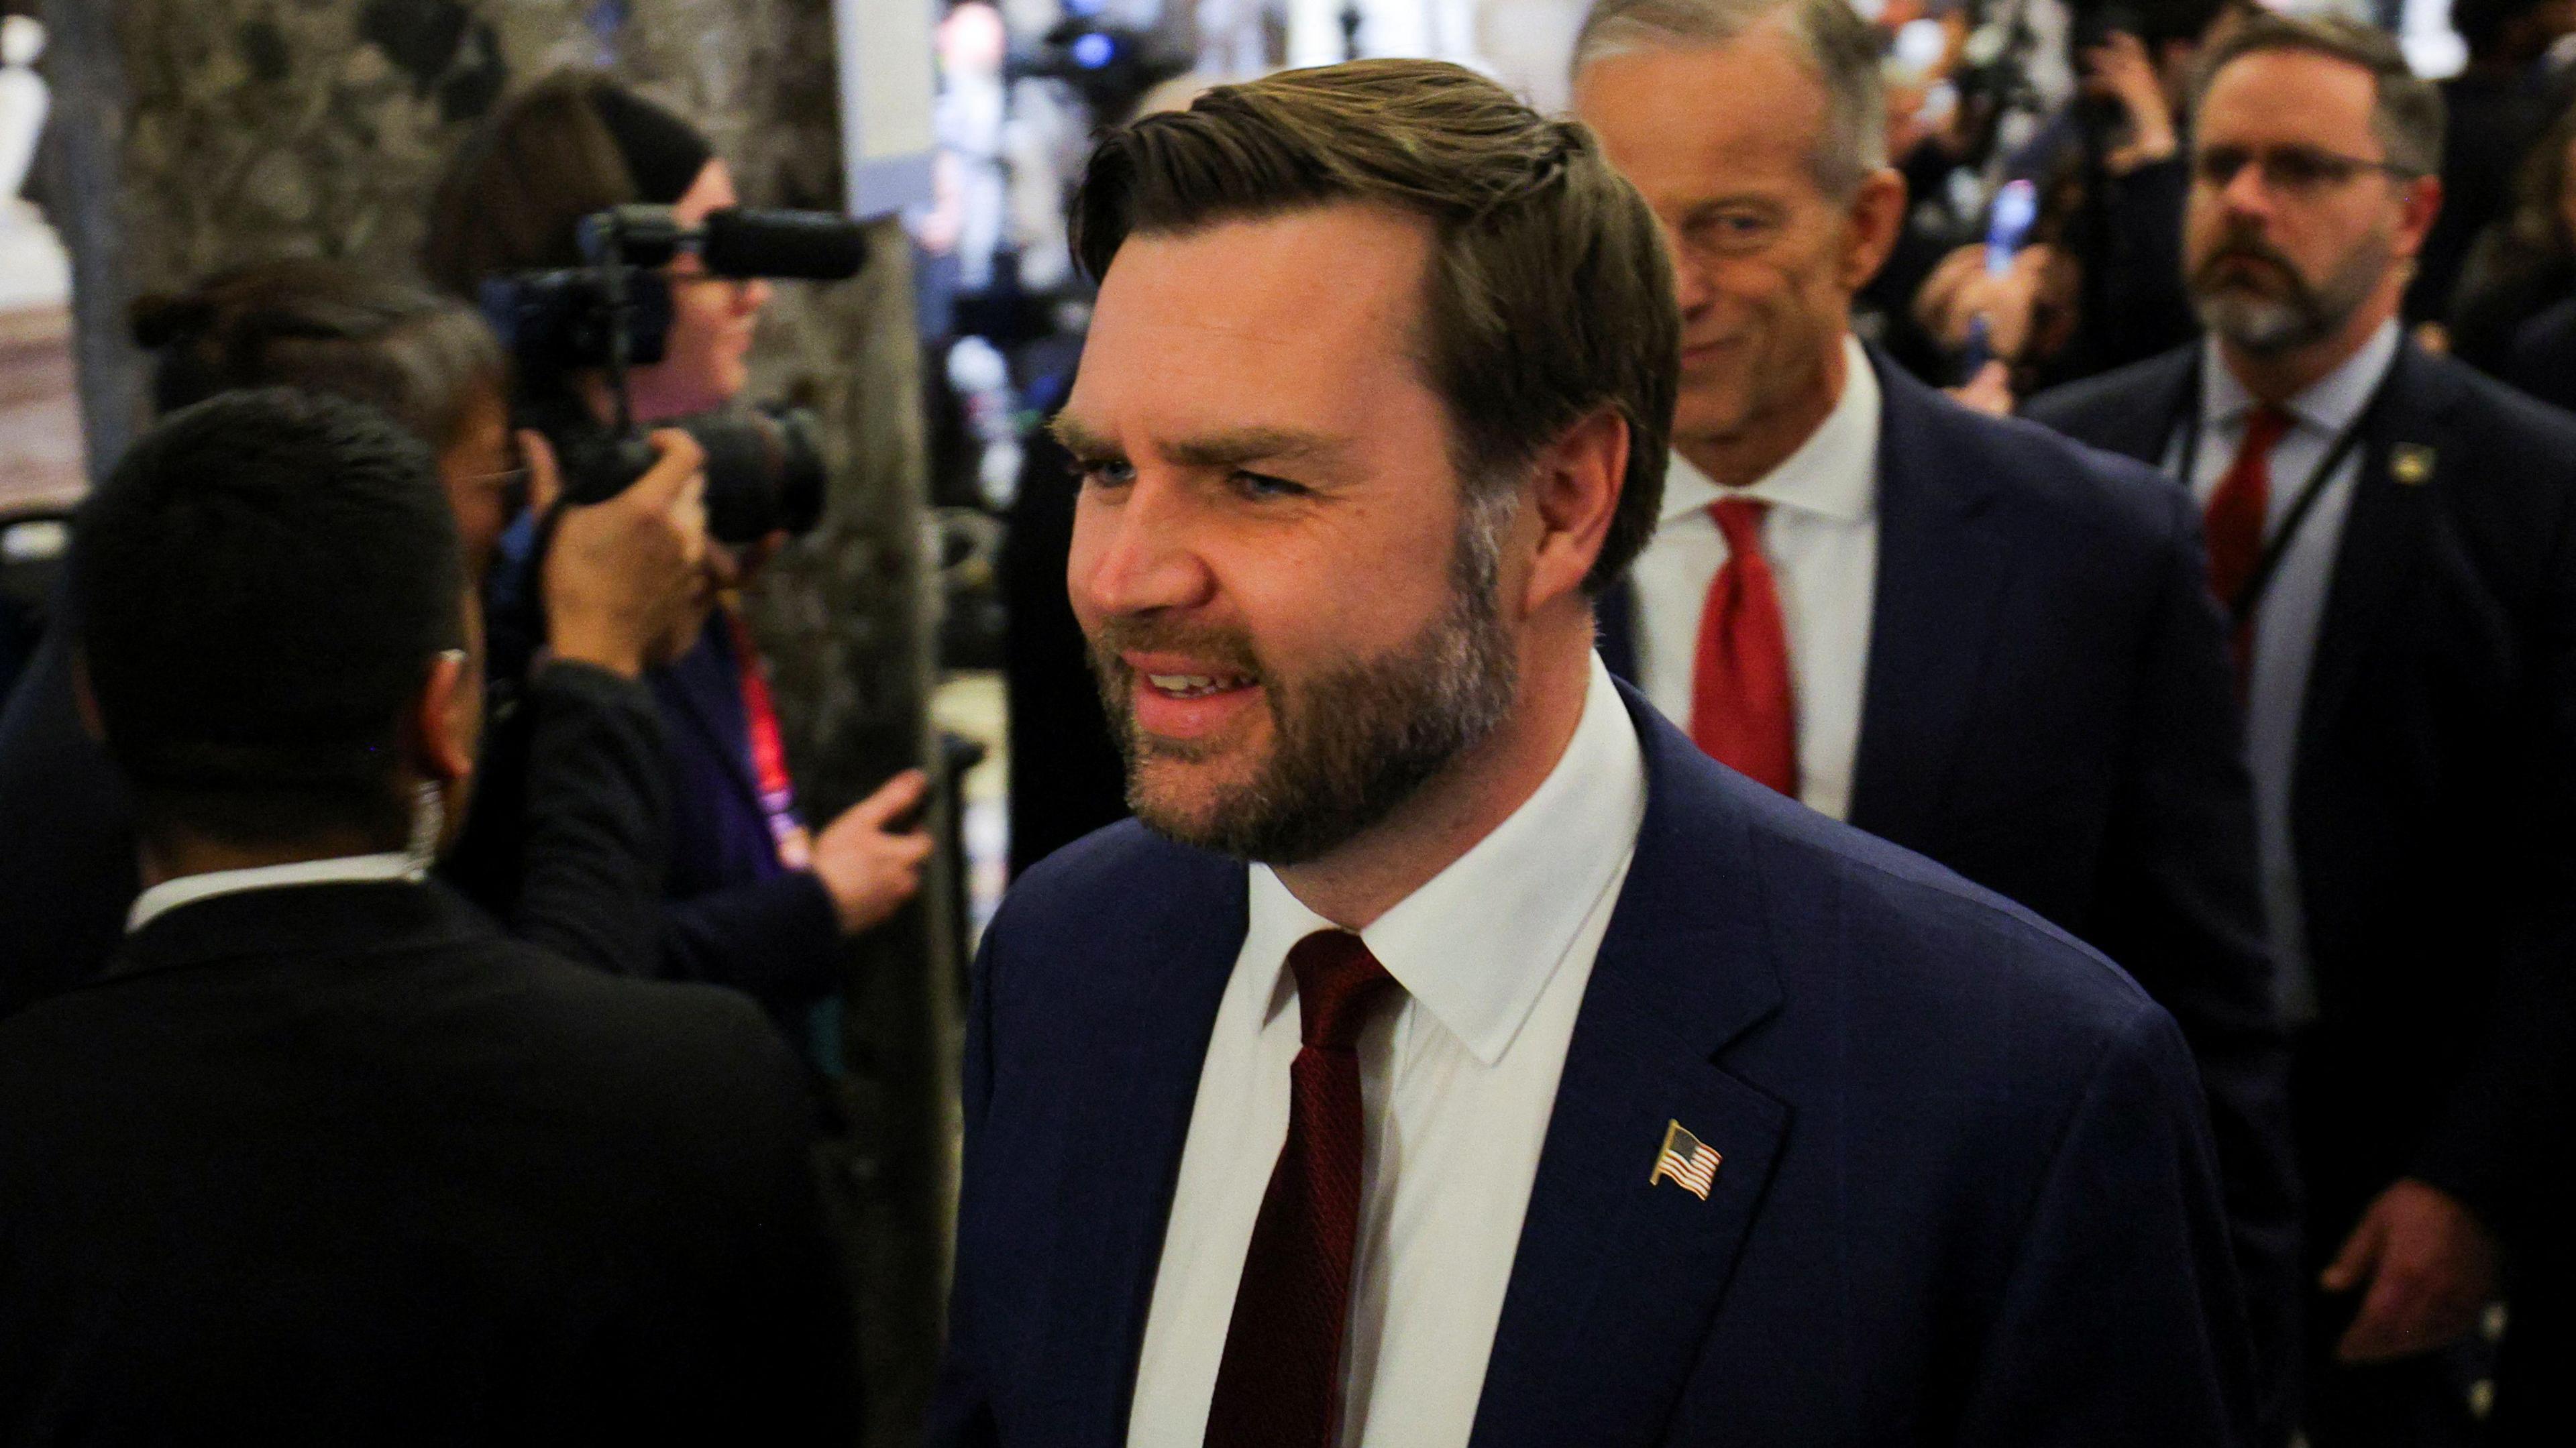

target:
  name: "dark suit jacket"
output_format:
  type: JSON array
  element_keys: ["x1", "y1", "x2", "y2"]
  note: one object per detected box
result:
[
  {"x1": 2026, "y1": 341, "x2": 2576, "y2": 1251},
  {"x1": 2506, "y1": 295, "x2": 2576, "y2": 416},
  {"x1": 1602, "y1": 353, "x2": 2298, "y2": 1434},
  {"x1": 0, "y1": 879, "x2": 855, "y2": 1443},
  {"x1": 0, "y1": 626, "x2": 134, "y2": 1015},
  {"x1": 642, "y1": 616, "x2": 842, "y2": 1011},
  {"x1": 928, "y1": 685, "x2": 2255, "y2": 1447}
]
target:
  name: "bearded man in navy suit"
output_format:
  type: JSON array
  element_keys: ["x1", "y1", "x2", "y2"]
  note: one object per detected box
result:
[{"x1": 929, "y1": 56, "x2": 2253, "y2": 1448}]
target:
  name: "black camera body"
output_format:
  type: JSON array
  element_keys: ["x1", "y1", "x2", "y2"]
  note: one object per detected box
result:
[
  {"x1": 546, "y1": 402, "x2": 826, "y2": 542},
  {"x1": 479, "y1": 203, "x2": 865, "y2": 542}
]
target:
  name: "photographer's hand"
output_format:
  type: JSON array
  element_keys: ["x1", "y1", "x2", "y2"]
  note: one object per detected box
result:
[
  {"x1": 542, "y1": 429, "x2": 710, "y2": 679},
  {"x1": 810, "y1": 769, "x2": 936, "y2": 936},
  {"x1": 2082, "y1": 32, "x2": 2179, "y2": 175}
]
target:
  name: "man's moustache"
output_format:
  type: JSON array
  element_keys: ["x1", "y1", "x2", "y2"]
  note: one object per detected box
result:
[
  {"x1": 2195, "y1": 243, "x2": 2298, "y2": 286},
  {"x1": 1085, "y1": 620, "x2": 1265, "y2": 682}
]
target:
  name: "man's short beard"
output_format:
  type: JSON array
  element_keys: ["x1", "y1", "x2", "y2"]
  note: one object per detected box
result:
[
  {"x1": 1087, "y1": 492, "x2": 1521, "y2": 865},
  {"x1": 2188, "y1": 225, "x2": 2391, "y2": 356}
]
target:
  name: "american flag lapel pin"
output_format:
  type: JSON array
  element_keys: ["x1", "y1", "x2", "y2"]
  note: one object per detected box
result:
[{"x1": 1649, "y1": 1119, "x2": 1720, "y2": 1201}]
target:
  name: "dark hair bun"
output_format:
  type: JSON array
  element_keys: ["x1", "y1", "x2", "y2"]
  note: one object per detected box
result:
[{"x1": 130, "y1": 291, "x2": 219, "y2": 351}]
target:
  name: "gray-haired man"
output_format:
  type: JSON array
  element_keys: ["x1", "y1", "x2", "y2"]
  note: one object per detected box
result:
[
  {"x1": 1574, "y1": 3, "x2": 2301, "y2": 1437},
  {"x1": 1576, "y1": 3, "x2": 2308, "y2": 1432}
]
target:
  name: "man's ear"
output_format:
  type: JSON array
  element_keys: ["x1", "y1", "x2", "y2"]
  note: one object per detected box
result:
[
  {"x1": 1519, "y1": 407, "x2": 1629, "y2": 617},
  {"x1": 413, "y1": 650, "x2": 477, "y2": 787},
  {"x1": 2394, "y1": 173, "x2": 2443, "y2": 261},
  {"x1": 1840, "y1": 167, "x2": 1911, "y2": 294}
]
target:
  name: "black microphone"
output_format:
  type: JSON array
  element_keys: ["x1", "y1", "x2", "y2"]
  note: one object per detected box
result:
[{"x1": 700, "y1": 207, "x2": 869, "y2": 281}]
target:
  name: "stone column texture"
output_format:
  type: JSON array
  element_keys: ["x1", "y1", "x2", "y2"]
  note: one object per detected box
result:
[{"x1": 41, "y1": 1, "x2": 956, "y2": 1439}]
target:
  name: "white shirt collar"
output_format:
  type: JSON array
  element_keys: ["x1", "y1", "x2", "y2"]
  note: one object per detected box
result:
[
  {"x1": 2201, "y1": 319, "x2": 2402, "y2": 437},
  {"x1": 126, "y1": 852, "x2": 425, "y2": 935},
  {"x1": 1662, "y1": 333, "x2": 1880, "y2": 526},
  {"x1": 1240, "y1": 652, "x2": 1648, "y2": 1066}
]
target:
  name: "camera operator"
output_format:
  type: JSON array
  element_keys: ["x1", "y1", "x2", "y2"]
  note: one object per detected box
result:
[
  {"x1": 1920, "y1": 0, "x2": 2255, "y2": 396},
  {"x1": 426, "y1": 72, "x2": 930, "y2": 1025},
  {"x1": 0, "y1": 260, "x2": 706, "y2": 1015}
]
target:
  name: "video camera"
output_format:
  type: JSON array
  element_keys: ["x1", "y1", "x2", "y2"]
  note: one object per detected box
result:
[
  {"x1": 1009, "y1": 18, "x2": 1188, "y2": 127},
  {"x1": 478, "y1": 203, "x2": 868, "y2": 542}
]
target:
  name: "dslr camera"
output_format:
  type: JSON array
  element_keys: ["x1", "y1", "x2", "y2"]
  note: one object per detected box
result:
[{"x1": 479, "y1": 203, "x2": 868, "y2": 542}]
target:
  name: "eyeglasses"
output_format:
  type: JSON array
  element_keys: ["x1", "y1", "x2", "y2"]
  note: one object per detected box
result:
[
  {"x1": 2192, "y1": 144, "x2": 2421, "y2": 197},
  {"x1": 455, "y1": 438, "x2": 534, "y2": 516}
]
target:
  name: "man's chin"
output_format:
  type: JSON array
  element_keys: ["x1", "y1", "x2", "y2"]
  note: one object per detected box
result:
[
  {"x1": 1124, "y1": 763, "x2": 1258, "y2": 854},
  {"x1": 2196, "y1": 292, "x2": 2320, "y2": 355}
]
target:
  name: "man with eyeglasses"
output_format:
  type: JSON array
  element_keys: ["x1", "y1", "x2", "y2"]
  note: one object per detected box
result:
[{"x1": 2030, "y1": 15, "x2": 2576, "y2": 1447}]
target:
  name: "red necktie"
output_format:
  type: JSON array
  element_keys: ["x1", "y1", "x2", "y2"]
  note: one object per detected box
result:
[
  {"x1": 1688, "y1": 498, "x2": 1799, "y2": 797},
  {"x1": 2202, "y1": 405, "x2": 2293, "y2": 690},
  {"x1": 1203, "y1": 930, "x2": 1399, "y2": 1448}
]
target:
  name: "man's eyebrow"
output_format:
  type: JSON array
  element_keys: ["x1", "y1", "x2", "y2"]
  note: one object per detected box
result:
[
  {"x1": 1049, "y1": 413, "x2": 1117, "y2": 458},
  {"x1": 1165, "y1": 427, "x2": 1347, "y2": 469},
  {"x1": 1046, "y1": 418, "x2": 1348, "y2": 470},
  {"x1": 1681, "y1": 191, "x2": 1784, "y2": 219}
]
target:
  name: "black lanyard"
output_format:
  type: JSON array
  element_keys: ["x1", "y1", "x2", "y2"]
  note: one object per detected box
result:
[{"x1": 2170, "y1": 359, "x2": 2396, "y2": 625}]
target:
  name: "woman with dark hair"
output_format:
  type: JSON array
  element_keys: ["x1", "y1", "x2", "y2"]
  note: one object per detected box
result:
[
  {"x1": 2447, "y1": 98, "x2": 2576, "y2": 378},
  {"x1": 427, "y1": 71, "x2": 773, "y2": 427},
  {"x1": 0, "y1": 258, "x2": 708, "y2": 1013},
  {"x1": 426, "y1": 71, "x2": 928, "y2": 1038}
]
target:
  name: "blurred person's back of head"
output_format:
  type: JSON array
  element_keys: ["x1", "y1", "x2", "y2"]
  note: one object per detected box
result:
[{"x1": 70, "y1": 387, "x2": 469, "y2": 865}]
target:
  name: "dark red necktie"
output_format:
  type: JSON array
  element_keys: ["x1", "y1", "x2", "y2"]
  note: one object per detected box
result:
[
  {"x1": 2203, "y1": 404, "x2": 2294, "y2": 691},
  {"x1": 1688, "y1": 498, "x2": 1799, "y2": 797},
  {"x1": 1203, "y1": 930, "x2": 1399, "y2": 1448}
]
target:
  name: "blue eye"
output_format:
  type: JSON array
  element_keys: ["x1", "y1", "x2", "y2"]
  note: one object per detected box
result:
[
  {"x1": 1232, "y1": 471, "x2": 1307, "y2": 500},
  {"x1": 1071, "y1": 457, "x2": 1135, "y2": 489}
]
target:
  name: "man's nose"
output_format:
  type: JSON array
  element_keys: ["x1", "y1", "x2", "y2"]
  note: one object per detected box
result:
[
  {"x1": 2220, "y1": 162, "x2": 2275, "y2": 222},
  {"x1": 1071, "y1": 476, "x2": 1218, "y2": 620},
  {"x1": 1663, "y1": 223, "x2": 1718, "y2": 316}
]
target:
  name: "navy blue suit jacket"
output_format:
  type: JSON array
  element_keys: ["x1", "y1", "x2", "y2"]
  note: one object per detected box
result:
[
  {"x1": 929, "y1": 684, "x2": 2255, "y2": 1447},
  {"x1": 643, "y1": 618, "x2": 841, "y2": 1013},
  {"x1": 1603, "y1": 353, "x2": 2298, "y2": 1433}
]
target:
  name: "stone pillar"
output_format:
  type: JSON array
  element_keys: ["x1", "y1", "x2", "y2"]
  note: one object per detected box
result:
[{"x1": 41, "y1": 2, "x2": 953, "y2": 1439}]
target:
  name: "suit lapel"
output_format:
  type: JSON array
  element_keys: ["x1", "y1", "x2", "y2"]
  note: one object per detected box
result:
[
  {"x1": 1469, "y1": 691, "x2": 1792, "y2": 1448},
  {"x1": 1846, "y1": 362, "x2": 2015, "y2": 847},
  {"x1": 2298, "y1": 343, "x2": 2450, "y2": 753},
  {"x1": 1031, "y1": 845, "x2": 1248, "y2": 1445}
]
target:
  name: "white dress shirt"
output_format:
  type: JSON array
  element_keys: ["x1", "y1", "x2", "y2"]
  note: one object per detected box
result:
[
  {"x1": 2171, "y1": 320, "x2": 2399, "y2": 1025},
  {"x1": 1628, "y1": 333, "x2": 1881, "y2": 820},
  {"x1": 125, "y1": 852, "x2": 425, "y2": 935},
  {"x1": 1126, "y1": 653, "x2": 1649, "y2": 1448}
]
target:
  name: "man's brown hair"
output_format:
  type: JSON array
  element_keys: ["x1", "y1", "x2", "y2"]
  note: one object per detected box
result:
[
  {"x1": 1069, "y1": 58, "x2": 1678, "y2": 594},
  {"x1": 2192, "y1": 12, "x2": 2446, "y2": 177}
]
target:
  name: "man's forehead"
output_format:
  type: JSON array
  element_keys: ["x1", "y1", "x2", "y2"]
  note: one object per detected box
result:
[
  {"x1": 1070, "y1": 207, "x2": 1440, "y2": 434},
  {"x1": 1092, "y1": 207, "x2": 1433, "y2": 335},
  {"x1": 1575, "y1": 36, "x2": 1826, "y2": 189},
  {"x1": 2200, "y1": 50, "x2": 2379, "y2": 143}
]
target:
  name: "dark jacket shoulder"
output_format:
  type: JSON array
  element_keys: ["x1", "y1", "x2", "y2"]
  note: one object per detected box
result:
[
  {"x1": 1888, "y1": 361, "x2": 2197, "y2": 553},
  {"x1": 2021, "y1": 346, "x2": 2198, "y2": 448}
]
